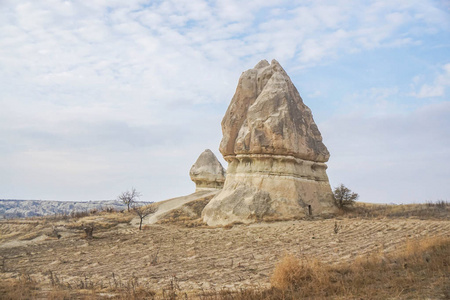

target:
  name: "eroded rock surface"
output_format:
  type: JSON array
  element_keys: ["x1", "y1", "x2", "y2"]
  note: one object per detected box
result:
[
  {"x1": 190, "y1": 149, "x2": 226, "y2": 191},
  {"x1": 202, "y1": 59, "x2": 337, "y2": 226}
]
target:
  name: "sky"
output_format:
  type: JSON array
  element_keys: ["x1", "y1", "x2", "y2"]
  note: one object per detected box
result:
[{"x1": 1, "y1": 0, "x2": 449, "y2": 204}]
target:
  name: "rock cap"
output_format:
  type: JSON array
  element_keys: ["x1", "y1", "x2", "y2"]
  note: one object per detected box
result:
[{"x1": 190, "y1": 149, "x2": 226, "y2": 191}]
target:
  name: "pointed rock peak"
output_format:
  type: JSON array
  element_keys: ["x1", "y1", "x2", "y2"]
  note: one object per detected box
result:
[
  {"x1": 254, "y1": 59, "x2": 270, "y2": 69},
  {"x1": 202, "y1": 149, "x2": 213, "y2": 155},
  {"x1": 195, "y1": 149, "x2": 220, "y2": 164},
  {"x1": 269, "y1": 59, "x2": 286, "y2": 74},
  {"x1": 202, "y1": 60, "x2": 336, "y2": 226},
  {"x1": 271, "y1": 59, "x2": 280, "y2": 66},
  {"x1": 220, "y1": 59, "x2": 329, "y2": 162}
]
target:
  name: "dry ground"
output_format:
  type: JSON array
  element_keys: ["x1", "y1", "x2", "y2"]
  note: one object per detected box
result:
[{"x1": 0, "y1": 202, "x2": 449, "y2": 299}]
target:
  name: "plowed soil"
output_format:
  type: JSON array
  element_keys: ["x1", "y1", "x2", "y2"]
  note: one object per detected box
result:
[{"x1": 1, "y1": 217, "x2": 449, "y2": 293}]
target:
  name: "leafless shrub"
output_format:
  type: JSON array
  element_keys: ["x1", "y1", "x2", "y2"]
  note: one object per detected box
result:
[
  {"x1": 83, "y1": 224, "x2": 94, "y2": 239},
  {"x1": 426, "y1": 200, "x2": 449, "y2": 209},
  {"x1": 118, "y1": 187, "x2": 142, "y2": 212},
  {"x1": 48, "y1": 270, "x2": 61, "y2": 287},
  {"x1": 105, "y1": 207, "x2": 116, "y2": 213},
  {"x1": 133, "y1": 203, "x2": 157, "y2": 230}
]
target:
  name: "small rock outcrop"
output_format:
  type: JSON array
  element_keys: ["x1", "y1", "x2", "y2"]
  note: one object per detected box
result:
[
  {"x1": 190, "y1": 149, "x2": 226, "y2": 191},
  {"x1": 202, "y1": 59, "x2": 337, "y2": 226}
]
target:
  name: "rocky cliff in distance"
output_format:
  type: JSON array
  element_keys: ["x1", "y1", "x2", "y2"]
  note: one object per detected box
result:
[{"x1": 0, "y1": 199, "x2": 133, "y2": 219}]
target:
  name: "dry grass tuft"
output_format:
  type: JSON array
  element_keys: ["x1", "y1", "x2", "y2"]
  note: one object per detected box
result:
[
  {"x1": 0, "y1": 236, "x2": 448, "y2": 299},
  {"x1": 270, "y1": 254, "x2": 303, "y2": 290},
  {"x1": 0, "y1": 273, "x2": 158, "y2": 299},
  {"x1": 0, "y1": 274, "x2": 38, "y2": 299},
  {"x1": 343, "y1": 201, "x2": 450, "y2": 220},
  {"x1": 266, "y1": 236, "x2": 450, "y2": 299},
  {"x1": 270, "y1": 255, "x2": 338, "y2": 297},
  {"x1": 64, "y1": 210, "x2": 135, "y2": 232}
]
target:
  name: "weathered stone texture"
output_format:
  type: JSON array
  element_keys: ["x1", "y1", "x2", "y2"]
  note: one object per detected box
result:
[
  {"x1": 219, "y1": 59, "x2": 329, "y2": 162},
  {"x1": 190, "y1": 149, "x2": 226, "y2": 191},
  {"x1": 202, "y1": 60, "x2": 337, "y2": 226}
]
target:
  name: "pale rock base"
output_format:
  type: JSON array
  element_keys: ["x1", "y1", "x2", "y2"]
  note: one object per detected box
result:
[{"x1": 202, "y1": 154, "x2": 337, "y2": 226}]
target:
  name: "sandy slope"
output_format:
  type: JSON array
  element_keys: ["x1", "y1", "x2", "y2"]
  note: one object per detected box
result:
[{"x1": 131, "y1": 190, "x2": 219, "y2": 226}]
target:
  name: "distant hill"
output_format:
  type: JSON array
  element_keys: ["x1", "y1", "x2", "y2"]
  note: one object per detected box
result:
[{"x1": 0, "y1": 199, "x2": 148, "y2": 219}]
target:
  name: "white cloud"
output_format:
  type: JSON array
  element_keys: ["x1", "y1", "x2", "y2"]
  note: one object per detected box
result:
[
  {"x1": 0, "y1": 0, "x2": 449, "y2": 201},
  {"x1": 415, "y1": 84, "x2": 445, "y2": 98},
  {"x1": 413, "y1": 63, "x2": 450, "y2": 98},
  {"x1": 338, "y1": 87, "x2": 401, "y2": 116}
]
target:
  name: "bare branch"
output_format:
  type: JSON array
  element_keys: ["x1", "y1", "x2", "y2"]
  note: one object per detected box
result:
[
  {"x1": 118, "y1": 187, "x2": 142, "y2": 212},
  {"x1": 133, "y1": 203, "x2": 158, "y2": 230}
]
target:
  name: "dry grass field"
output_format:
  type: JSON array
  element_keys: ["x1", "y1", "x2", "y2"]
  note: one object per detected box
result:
[{"x1": 0, "y1": 201, "x2": 449, "y2": 299}]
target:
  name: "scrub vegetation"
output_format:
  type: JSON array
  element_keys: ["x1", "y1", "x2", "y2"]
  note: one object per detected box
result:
[{"x1": 0, "y1": 201, "x2": 448, "y2": 299}]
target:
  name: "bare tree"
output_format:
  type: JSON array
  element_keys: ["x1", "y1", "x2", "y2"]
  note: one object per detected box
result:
[
  {"x1": 133, "y1": 204, "x2": 158, "y2": 230},
  {"x1": 333, "y1": 184, "x2": 359, "y2": 209},
  {"x1": 118, "y1": 187, "x2": 141, "y2": 212}
]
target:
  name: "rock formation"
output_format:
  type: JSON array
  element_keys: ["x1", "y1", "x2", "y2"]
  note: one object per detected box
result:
[
  {"x1": 190, "y1": 149, "x2": 226, "y2": 191},
  {"x1": 202, "y1": 59, "x2": 337, "y2": 226}
]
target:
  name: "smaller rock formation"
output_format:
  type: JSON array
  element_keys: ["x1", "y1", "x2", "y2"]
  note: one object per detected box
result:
[{"x1": 190, "y1": 149, "x2": 226, "y2": 191}]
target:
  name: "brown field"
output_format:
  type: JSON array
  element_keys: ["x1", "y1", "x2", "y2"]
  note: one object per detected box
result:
[{"x1": 0, "y1": 201, "x2": 449, "y2": 299}]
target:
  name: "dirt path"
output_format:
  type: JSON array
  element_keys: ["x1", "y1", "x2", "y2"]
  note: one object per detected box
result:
[{"x1": 1, "y1": 218, "x2": 449, "y2": 292}]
